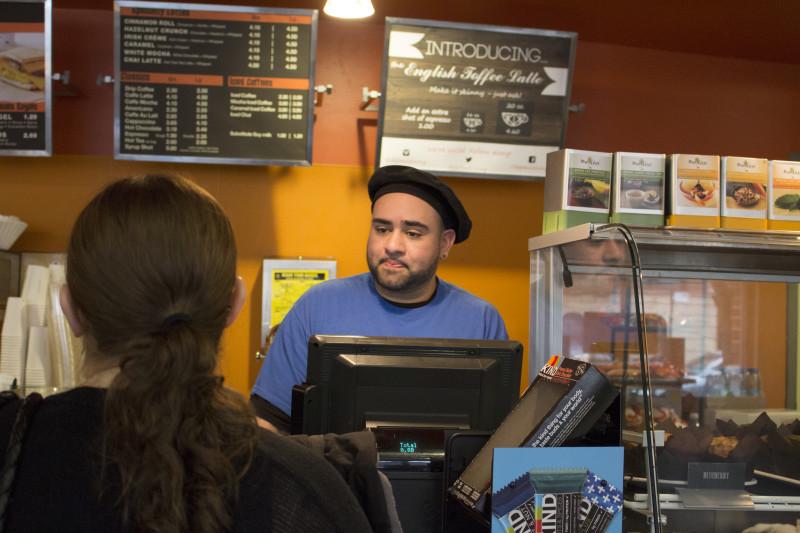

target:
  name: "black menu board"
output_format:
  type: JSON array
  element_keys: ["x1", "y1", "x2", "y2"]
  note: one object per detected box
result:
[
  {"x1": 377, "y1": 18, "x2": 576, "y2": 180},
  {"x1": 115, "y1": 1, "x2": 317, "y2": 165},
  {"x1": 0, "y1": 0, "x2": 51, "y2": 156}
]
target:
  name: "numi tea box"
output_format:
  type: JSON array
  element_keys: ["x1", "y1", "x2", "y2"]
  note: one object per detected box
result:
[
  {"x1": 610, "y1": 152, "x2": 666, "y2": 227},
  {"x1": 721, "y1": 156, "x2": 768, "y2": 230},
  {"x1": 543, "y1": 149, "x2": 613, "y2": 234},
  {"x1": 769, "y1": 160, "x2": 800, "y2": 231},
  {"x1": 667, "y1": 154, "x2": 721, "y2": 228}
]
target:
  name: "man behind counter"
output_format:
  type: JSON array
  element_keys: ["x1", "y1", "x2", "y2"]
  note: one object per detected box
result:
[{"x1": 251, "y1": 165, "x2": 508, "y2": 432}]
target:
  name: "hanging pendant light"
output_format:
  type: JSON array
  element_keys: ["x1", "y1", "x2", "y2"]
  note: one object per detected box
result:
[{"x1": 323, "y1": 0, "x2": 375, "y2": 19}]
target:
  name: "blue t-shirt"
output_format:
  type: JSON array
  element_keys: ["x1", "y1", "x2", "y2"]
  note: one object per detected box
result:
[{"x1": 252, "y1": 273, "x2": 508, "y2": 415}]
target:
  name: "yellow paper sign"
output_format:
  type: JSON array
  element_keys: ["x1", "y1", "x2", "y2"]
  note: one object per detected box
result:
[{"x1": 269, "y1": 269, "x2": 328, "y2": 326}]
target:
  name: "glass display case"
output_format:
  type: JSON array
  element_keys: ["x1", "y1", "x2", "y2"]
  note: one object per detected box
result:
[{"x1": 529, "y1": 224, "x2": 800, "y2": 533}]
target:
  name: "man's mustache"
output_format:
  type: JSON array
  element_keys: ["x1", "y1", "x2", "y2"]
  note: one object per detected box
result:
[{"x1": 379, "y1": 257, "x2": 409, "y2": 268}]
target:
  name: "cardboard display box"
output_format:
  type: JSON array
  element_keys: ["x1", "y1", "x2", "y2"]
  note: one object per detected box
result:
[{"x1": 451, "y1": 356, "x2": 618, "y2": 514}]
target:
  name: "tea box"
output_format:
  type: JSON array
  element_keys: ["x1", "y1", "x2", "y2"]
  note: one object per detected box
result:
[
  {"x1": 768, "y1": 160, "x2": 800, "y2": 231},
  {"x1": 610, "y1": 152, "x2": 666, "y2": 227},
  {"x1": 543, "y1": 149, "x2": 613, "y2": 233},
  {"x1": 720, "y1": 156, "x2": 768, "y2": 230},
  {"x1": 666, "y1": 154, "x2": 721, "y2": 228}
]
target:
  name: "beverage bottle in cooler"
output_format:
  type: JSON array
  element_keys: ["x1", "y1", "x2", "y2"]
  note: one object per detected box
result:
[
  {"x1": 742, "y1": 368, "x2": 761, "y2": 397},
  {"x1": 725, "y1": 366, "x2": 743, "y2": 397}
]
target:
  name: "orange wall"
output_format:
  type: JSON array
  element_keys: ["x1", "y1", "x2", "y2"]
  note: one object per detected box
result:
[
  {"x1": 0, "y1": 158, "x2": 541, "y2": 393},
  {"x1": 2, "y1": 8, "x2": 799, "y2": 395}
]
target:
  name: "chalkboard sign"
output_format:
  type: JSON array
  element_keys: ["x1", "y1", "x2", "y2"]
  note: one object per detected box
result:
[
  {"x1": 377, "y1": 18, "x2": 576, "y2": 180},
  {"x1": 0, "y1": 0, "x2": 51, "y2": 156},
  {"x1": 114, "y1": 1, "x2": 317, "y2": 165}
]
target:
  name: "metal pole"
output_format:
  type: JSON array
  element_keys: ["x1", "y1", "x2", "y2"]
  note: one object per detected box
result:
[{"x1": 600, "y1": 223, "x2": 662, "y2": 533}]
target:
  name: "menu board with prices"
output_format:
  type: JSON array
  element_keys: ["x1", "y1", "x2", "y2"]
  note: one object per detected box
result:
[
  {"x1": 0, "y1": 0, "x2": 51, "y2": 156},
  {"x1": 377, "y1": 18, "x2": 576, "y2": 180},
  {"x1": 115, "y1": 1, "x2": 317, "y2": 165}
]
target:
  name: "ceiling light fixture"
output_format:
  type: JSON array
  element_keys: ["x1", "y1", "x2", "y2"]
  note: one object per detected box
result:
[{"x1": 323, "y1": 0, "x2": 375, "y2": 19}]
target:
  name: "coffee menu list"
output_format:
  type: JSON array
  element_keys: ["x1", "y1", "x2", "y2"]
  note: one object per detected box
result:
[
  {"x1": 0, "y1": 0, "x2": 50, "y2": 156},
  {"x1": 377, "y1": 19, "x2": 576, "y2": 179},
  {"x1": 115, "y1": 2, "x2": 316, "y2": 165}
]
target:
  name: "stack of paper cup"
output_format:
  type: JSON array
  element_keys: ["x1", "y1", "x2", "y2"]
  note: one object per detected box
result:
[
  {"x1": 0, "y1": 297, "x2": 28, "y2": 386},
  {"x1": 25, "y1": 326, "x2": 51, "y2": 389},
  {"x1": 21, "y1": 265, "x2": 49, "y2": 328},
  {"x1": 47, "y1": 264, "x2": 83, "y2": 388},
  {"x1": 0, "y1": 374, "x2": 15, "y2": 392}
]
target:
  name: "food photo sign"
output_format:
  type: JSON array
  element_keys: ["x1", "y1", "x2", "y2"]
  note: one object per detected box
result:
[
  {"x1": 0, "y1": 0, "x2": 51, "y2": 156},
  {"x1": 376, "y1": 18, "x2": 576, "y2": 180}
]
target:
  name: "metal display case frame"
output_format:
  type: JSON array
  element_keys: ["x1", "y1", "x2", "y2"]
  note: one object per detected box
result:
[{"x1": 529, "y1": 223, "x2": 800, "y2": 532}]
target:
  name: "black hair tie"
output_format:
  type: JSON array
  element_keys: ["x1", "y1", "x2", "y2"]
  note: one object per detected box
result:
[{"x1": 160, "y1": 313, "x2": 192, "y2": 330}]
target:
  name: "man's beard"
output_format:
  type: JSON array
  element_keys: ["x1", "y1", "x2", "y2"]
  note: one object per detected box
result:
[{"x1": 367, "y1": 254, "x2": 439, "y2": 295}]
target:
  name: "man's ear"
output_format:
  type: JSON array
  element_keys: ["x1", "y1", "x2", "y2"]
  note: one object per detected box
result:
[
  {"x1": 225, "y1": 276, "x2": 247, "y2": 327},
  {"x1": 440, "y1": 228, "x2": 456, "y2": 259},
  {"x1": 59, "y1": 286, "x2": 85, "y2": 337}
]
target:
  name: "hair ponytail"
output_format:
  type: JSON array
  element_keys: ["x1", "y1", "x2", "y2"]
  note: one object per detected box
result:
[
  {"x1": 104, "y1": 323, "x2": 255, "y2": 533},
  {"x1": 66, "y1": 175, "x2": 256, "y2": 533}
]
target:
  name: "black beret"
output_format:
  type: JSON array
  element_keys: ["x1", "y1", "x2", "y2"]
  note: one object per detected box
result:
[{"x1": 368, "y1": 166, "x2": 472, "y2": 243}]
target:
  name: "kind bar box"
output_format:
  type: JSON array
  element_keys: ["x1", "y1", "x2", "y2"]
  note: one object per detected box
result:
[
  {"x1": 721, "y1": 156, "x2": 768, "y2": 230},
  {"x1": 451, "y1": 356, "x2": 617, "y2": 514},
  {"x1": 666, "y1": 154, "x2": 721, "y2": 228},
  {"x1": 610, "y1": 152, "x2": 666, "y2": 227},
  {"x1": 769, "y1": 160, "x2": 800, "y2": 231},
  {"x1": 543, "y1": 149, "x2": 613, "y2": 233}
]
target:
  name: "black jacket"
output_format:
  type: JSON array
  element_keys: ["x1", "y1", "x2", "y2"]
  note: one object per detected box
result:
[{"x1": 0, "y1": 388, "x2": 372, "y2": 533}]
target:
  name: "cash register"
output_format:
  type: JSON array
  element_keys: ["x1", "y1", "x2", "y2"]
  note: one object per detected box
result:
[{"x1": 291, "y1": 335, "x2": 523, "y2": 533}]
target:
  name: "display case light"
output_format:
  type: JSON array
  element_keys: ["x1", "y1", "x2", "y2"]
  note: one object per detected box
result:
[{"x1": 323, "y1": 0, "x2": 374, "y2": 19}]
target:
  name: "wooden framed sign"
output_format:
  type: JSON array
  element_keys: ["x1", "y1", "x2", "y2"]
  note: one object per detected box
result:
[
  {"x1": 377, "y1": 18, "x2": 576, "y2": 180},
  {"x1": 114, "y1": 1, "x2": 317, "y2": 165},
  {"x1": 0, "y1": 0, "x2": 51, "y2": 156}
]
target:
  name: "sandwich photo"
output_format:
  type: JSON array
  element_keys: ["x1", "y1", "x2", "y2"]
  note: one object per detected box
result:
[{"x1": 0, "y1": 46, "x2": 44, "y2": 91}]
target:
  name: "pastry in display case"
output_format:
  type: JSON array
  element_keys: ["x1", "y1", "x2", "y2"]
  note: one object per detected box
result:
[{"x1": 529, "y1": 224, "x2": 800, "y2": 532}]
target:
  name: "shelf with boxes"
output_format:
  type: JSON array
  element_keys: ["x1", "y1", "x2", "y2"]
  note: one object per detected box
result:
[{"x1": 543, "y1": 149, "x2": 800, "y2": 234}]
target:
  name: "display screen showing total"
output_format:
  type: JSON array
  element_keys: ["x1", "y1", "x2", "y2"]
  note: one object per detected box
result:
[
  {"x1": 374, "y1": 427, "x2": 445, "y2": 454},
  {"x1": 399, "y1": 441, "x2": 418, "y2": 453}
]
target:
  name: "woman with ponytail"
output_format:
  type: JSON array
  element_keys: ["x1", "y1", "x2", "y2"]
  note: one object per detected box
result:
[{"x1": 0, "y1": 175, "x2": 372, "y2": 533}]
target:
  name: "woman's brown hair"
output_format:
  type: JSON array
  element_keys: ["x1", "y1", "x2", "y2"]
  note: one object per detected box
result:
[{"x1": 66, "y1": 174, "x2": 256, "y2": 533}]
